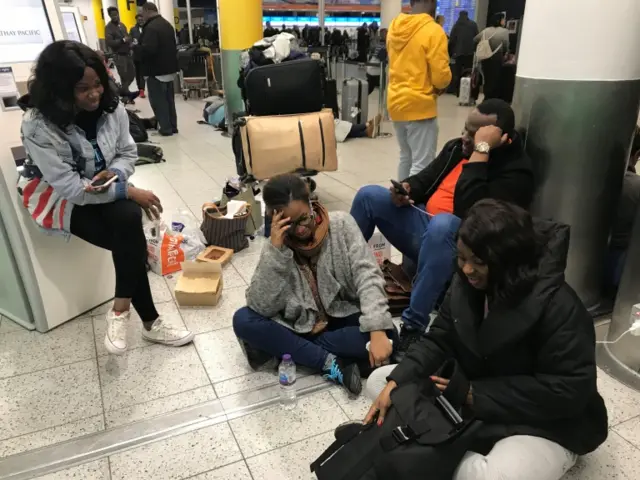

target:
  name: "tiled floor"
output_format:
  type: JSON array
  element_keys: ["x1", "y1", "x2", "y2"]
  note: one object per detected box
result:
[{"x1": 1, "y1": 95, "x2": 639, "y2": 478}]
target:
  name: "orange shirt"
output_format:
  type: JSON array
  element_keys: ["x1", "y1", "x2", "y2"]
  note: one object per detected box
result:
[{"x1": 426, "y1": 160, "x2": 468, "y2": 216}]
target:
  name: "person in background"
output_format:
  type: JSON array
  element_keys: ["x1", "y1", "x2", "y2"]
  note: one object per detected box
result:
[
  {"x1": 365, "y1": 199, "x2": 608, "y2": 480},
  {"x1": 96, "y1": 50, "x2": 139, "y2": 105},
  {"x1": 292, "y1": 25, "x2": 301, "y2": 40},
  {"x1": 139, "y1": 2, "x2": 179, "y2": 136},
  {"x1": 387, "y1": 0, "x2": 451, "y2": 180},
  {"x1": 351, "y1": 99, "x2": 534, "y2": 356},
  {"x1": 607, "y1": 126, "x2": 640, "y2": 291},
  {"x1": 435, "y1": 14, "x2": 446, "y2": 29},
  {"x1": 105, "y1": 7, "x2": 135, "y2": 94},
  {"x1": 357, "y1": 23, "x2": 371, "y2": 62},
  {"x1": 233, "y1": 174, "x2": 396, "y2": 395},
  {"x1": 475, "y1": 13, "x2": 510, "y2": 101},
  {"x1": 19, "y1": 41, "x2": 194, "y2": 355},
  {"x1": 264, "y1": 21, "x2": 277, "y2": 38},
  {"x1": 366, "y1": 28, "x2": 388, "y2": 96},
  {"x1": 130, "y1": 14, "x2": 145, "y2": 99},
  {"x1": 449, "y1": 11, "x2": 479, "y2": 96}
]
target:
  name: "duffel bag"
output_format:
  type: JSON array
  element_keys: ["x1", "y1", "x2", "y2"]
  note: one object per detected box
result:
[
  {"x1": 311, "y1": 373, "x2": 481, "y2": 480},
  {"x1": 239, "y1": 109, "x2": 338, "y2": 180}
]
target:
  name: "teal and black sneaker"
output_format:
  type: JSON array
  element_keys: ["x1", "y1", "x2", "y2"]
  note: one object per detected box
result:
[{"x1": 323, "y1": 358, "x2": 362, "y2": 395}]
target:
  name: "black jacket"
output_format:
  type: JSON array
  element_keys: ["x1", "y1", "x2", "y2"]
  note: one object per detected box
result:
[
  {"x1": 404, "y1": 133, "x2": 534, "y2": 218},
  {"x1": 139, "y1": 15, "x2": 178, "y2": 77},
  {"x1": 449, "y1": 17, "x2": 479, "y2": 57},
  {"x1": 105, "y1": 22, "x2": 130, "y2": 55},
  {"x1": 388, "y1": 220, "x2": 609, "y2": 456}
]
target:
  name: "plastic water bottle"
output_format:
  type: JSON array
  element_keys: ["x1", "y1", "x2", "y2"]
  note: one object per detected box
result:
[{"x1": 279, "y1": 354, "x2": 297, "y2": 409}]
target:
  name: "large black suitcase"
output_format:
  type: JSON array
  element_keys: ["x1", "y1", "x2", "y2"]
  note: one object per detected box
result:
[{"x1": 244, "y1": 59, "x2": 324, "y2": 116}]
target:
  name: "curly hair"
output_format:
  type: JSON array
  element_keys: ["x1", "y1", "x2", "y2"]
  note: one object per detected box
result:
[
  {"x1": 458, "y1": 199, "x2": 541, "y2": 304},
  {"x1": 28, "y1": 40, "x2": 118, "y2": 130}
]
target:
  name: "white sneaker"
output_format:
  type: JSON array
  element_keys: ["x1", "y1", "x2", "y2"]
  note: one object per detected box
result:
[
  {"x1": 105, "y1": 310, "x2": 129, "y2": 355},
  {"x1": 141, "y1": 317, "x2": 194, "y2": 347}
]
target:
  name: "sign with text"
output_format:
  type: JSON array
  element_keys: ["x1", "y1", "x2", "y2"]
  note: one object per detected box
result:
[{"x1": 0, "y1": 0, "x2": 55, "y2": 63}]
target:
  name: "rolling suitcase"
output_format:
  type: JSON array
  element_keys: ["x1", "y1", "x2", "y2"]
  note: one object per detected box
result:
[
  {"x1": 458, "y1": 76, "x2": 472, "y2": 106},
  {"x1": 341, "y1": 78, "x2": 368, "y2": 124},
  {"x1": 239, "y1": 109, "x2": 338, "y2": 180},
  {"x1": 244, "y1": 59, "x2": 324, "y2": 116}
]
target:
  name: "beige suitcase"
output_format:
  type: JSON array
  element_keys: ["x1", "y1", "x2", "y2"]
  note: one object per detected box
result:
[{"x1": 240, "y1": 108, "x2": 338, "y2": 180}]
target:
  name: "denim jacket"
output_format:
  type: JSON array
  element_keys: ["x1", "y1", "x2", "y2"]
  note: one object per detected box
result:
[{"x1": 19, "y1": 102, "x2": 136, "y2": 232}]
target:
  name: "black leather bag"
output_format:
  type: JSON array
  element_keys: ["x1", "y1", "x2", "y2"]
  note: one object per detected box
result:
[
  {"x1": 311, "y1": 374, "x2": 481, "y2": 480},
  {"x1": 244, "y1": 59, "x2": 324, "y2": 116}
]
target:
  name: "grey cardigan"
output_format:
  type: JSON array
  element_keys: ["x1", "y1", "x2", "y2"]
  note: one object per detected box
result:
[{"x1": 246, "y1": 211, "x2": 394, "y2": 334}]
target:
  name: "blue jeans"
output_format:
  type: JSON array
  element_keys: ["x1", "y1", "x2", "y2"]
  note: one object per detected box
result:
[
  {"x1": 350, "y1": 185, "x2": 461, "y2": 330},
  {"x1": 234, "y1": 307, "x2": 387, "y2": 371}
]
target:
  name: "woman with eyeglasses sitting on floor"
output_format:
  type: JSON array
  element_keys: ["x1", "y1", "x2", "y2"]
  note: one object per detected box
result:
[
  {"x1": 233, "y1": 174, "x2": 396, "y2": 395},
  {"x1": 364, "y1": 199, "x2": 608, "y2": 480}
]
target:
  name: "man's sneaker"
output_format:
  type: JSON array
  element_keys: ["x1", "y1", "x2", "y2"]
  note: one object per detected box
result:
[
  {"x1": 323, "y1": 358, "x2": 362, "y2": 395},
  {"x1": 141, "y1": 317, "x2": 194, "y2": 347},
  {"x1": 140, "y1": 89, "x2": 146, "y2": 98},
  {"x1": 395, "y1": 324, "x2": 424, "y2": 362},
  {"x1": 105, "y1": 310, "x2": 129, "y2": 355}
]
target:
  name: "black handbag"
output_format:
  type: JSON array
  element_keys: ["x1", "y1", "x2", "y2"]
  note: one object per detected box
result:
[{"x1": 311, "y1": 372, "x2": 481, "y2": 480}]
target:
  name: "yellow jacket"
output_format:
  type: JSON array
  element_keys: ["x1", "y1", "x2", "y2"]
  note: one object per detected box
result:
[{"x1": 387, "y1": 13, "x2": 451, "y2": 121}]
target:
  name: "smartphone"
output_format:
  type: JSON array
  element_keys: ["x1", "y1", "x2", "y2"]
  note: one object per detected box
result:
[
  {"x1": 390, "y1": 179, "x2": 409, "y2": 196},
  {"x1": 91, "y1": 175, "x2": 117, "y2": 188}
]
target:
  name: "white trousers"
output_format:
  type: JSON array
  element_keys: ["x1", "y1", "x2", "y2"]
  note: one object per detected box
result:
[
  {"x1": 393, "y1": 118, "x2": 439, "y2": 180},
  {"x1": 366, "y1": 365, "x2": 578, "y2": 480}
]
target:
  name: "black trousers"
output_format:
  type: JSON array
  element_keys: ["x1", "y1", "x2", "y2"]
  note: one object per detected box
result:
[
  {"x1": 366, "y1": 74, "x2": 380, "y2": 95},
  {"x1": 70, "y1": 200, "x2": 159, "y2": 323},
  {"x1": 481, "y1": 55, "x2": 504, "y2": 101},
  {"x1": 453, "y1": 54, "x2": 474, "y2": 96},
  {"x1": 147, "y1": 76, "x2": 178, "y2": 135},
  {"x1": 134, "y1": 61, "x2": 145, "y2": 91},
  {"x1": 114, "y1": 54, "x2": 135, "y2": 92}
]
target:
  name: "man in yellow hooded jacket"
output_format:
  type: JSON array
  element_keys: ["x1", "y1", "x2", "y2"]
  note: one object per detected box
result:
[{"x1": 387, "y1": 0, "x2": 452, "y2": 180}]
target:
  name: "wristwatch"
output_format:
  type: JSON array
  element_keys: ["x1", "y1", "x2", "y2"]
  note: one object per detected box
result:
[{"x1": 474, "y1": 142, "x2": 491, "y2": 154}]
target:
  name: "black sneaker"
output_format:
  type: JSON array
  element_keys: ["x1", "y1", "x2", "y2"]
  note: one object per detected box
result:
[
  {"x1": 323, "y1": 358, "x2": 362, "y2": 395},
  {"x1": 237, "y1": 338, "x2": 274, "y2": 370},
  {"x1": 395, "y1": 325, "x2": 424, "y2": 362}
]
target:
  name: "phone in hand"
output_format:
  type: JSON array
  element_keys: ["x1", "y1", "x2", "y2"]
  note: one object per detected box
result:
[
  {"x1": 91, "y1": 175, "x2": 117, "y2": 189},
  {"x1": 390, "y1": 179, "x2": 409, "y2": 196}
]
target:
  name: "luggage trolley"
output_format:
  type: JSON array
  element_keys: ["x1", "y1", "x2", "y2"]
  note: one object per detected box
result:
[{"x1": 177, "y1": 45, "x2": 216, "y2": 100}]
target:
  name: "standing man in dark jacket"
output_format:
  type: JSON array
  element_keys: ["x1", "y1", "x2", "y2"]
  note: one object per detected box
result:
[
  {"x1": 105, "y1": 7, "x2": 135, "y2": 93},
  {"x1": 130, "y1": 14, "x2": 145, "y2": 98},
  {"x1": 365, "y1": 200, "x2": 608, "y2": 479},
  {"x1": 139, "y1": 2, "x2": 179, "y2": 136},
  {"x1": 449, "y1": 11, "x2": 479, "y2": 95},
  {"x1": 351, "y1": 99, "x2": 534, "y2": 355}
]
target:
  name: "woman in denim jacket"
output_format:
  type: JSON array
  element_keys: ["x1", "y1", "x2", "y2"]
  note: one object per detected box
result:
[{"x1": 19, "y1": 40, "x2": 193, "y2": 354}]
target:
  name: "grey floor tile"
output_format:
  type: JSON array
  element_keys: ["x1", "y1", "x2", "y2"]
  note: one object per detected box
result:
[
  {"x1": 190, "y1": 461, "x2": 252, "y2": 480},
  {"x1": 98, "y1": 344, "x2": 210, "y2": 412},
  {"x1": 148, "y1": 271, "x2": 174, "y2": 303},
  {"x1": 563, "y1": 431, "x2": 640, "y2": 479},
  {"x1": 194, "y1": 327, "x2": 254, "y2": 384},
  {"x1": 231, "y1": 254, "x2": 261, "y2": 284},
  {"x1": 92, "y1": 301, "x2": 184, "y2": 357},
  {"x1": 179, "y1": 286, "x2": 247, "y2": 335},
  {"x1": 597, "y1": 368, "x2": 640, "y2": 426},
  {"x1": 229, "y1": 390, "x2": 348, "y2": 457},
  {"x1": 32, "y1": 459, "x2": 110, "y2": 480},
  {"x1": 245, "y1": 432, "x2": 334, "y2": 480},
  {"x1": 612, "y1": 415, "x2": 640, "y2": 448},
  {"x1": 0, "y1": 415, "x2": 104, "y2": 458},
  {"x1": 330, "y1": 383, "x2": 372, "y2": 421},
  {"x1": 222, "y1": 264, "x2": 249, "y2": 290},
  {"x1": 105, "y1": 385, "x2": 216, "y2": 429},
  {"x1": 0, "y1": 316, "x2": 23, "y2": 334},
  {"x1": 214, "y1": 371, "x2": 280, "y2": 398},
  {"x1": 109, "y1": 423, "x2": 242, "y2": 480},
  {"x1": 0, "y1": 360, "x2": 102, "y2": 440},
  {"x1": 0, "y1": 319, "x2": 95, "y2": 379}
]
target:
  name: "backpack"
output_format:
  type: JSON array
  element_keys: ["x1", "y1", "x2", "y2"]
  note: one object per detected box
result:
[
  {"x1": 135, "y1": 143, "x2": 165, "y2": 166},
  {"x1": 475, "y1": 30, "x2": 499, "y2": 61},
  {"x1": 127, "y1": 110, "x2": 148, "y2": 143},
  {"x1": 311, "y1": 367, "x2": 481, "y2": 480}
]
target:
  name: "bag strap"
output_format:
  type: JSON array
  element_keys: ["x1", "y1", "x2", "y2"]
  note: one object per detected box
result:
[
  {"x1": 298, "y1": 120, "x2": 307, "y2": 169},
  {"x1": 310, "y1": 437, "x2": 345, "y2": 473},
  {"x1": 202, "y1": 202, "x2": 252, "y2": 220}
]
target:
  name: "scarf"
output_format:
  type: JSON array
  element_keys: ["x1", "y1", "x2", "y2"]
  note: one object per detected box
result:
[{"x1": 288, "y1": 203, "x2": 331, "y2": 334}]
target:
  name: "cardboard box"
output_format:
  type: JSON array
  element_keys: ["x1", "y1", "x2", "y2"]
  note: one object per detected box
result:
[
  {"x1": 174, "y1": 261, "x2": 223, "y2": 307},
  {"x1": 368, "y1": 228, "x2": 391, "y2": 265},
  {"x1": 197, "y1": 245, "x2": 234, "y2": 266}
]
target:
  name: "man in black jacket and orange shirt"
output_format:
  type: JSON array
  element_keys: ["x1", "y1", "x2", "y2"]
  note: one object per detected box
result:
[{"x1": 351, "y1": 99, "x2": 534, "y2": 355}]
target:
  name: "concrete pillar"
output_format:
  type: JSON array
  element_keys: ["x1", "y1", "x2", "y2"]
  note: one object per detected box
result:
[
  {"x1": 512, "y1": 0, "x2": 640, "y2": 310},
  {"x1": 381, "y1": 0, "x2": 403, "y2": 29},
  {"x1": 92, "y1": 0, "x2": 105, "y2": 40},
  {"x1": 157, "y1": 0, "x2": 175, "y2": 29},
  {"x1": 218, "y1": 0, "x2": 263, "y2": 132}
]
